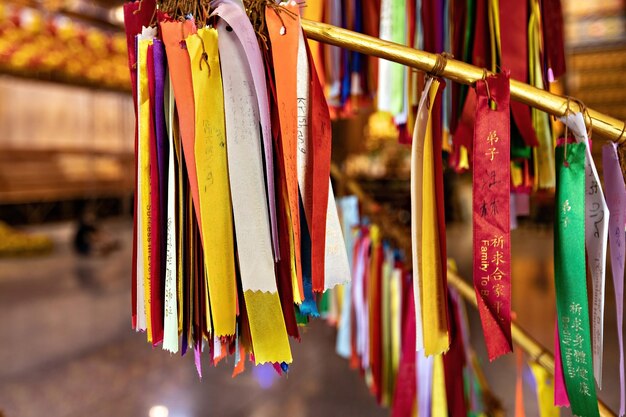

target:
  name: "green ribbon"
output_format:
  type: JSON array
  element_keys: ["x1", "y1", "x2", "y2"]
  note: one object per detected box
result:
[
  {"x1": 554, "y1": 143, "x2": 600, "y2": 417},
  {"x1": 389, "y1": 0, "x2": 406, "y2": 115}
]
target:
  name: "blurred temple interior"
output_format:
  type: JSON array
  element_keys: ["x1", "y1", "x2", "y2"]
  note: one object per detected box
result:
[{"x1": 1, "y1": 1, "x2": 626, "y2": 417}]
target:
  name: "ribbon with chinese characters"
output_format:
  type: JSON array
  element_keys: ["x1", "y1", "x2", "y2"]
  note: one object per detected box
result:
[
  {"x1": 560, "y1": 112, "x2": 609, "y2": 387},
  {"x1": 472, "y1": 72, "x2": 512, "y2": 361},
  {"x1": 602, "y1": 143, "x2": 626, "y2": 416},
  {"x1": 554, "y1": 142, "x2": 600, "y2": 417}
]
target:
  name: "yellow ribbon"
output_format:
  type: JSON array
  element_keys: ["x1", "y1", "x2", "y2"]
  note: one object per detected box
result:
[
  {"x1": 530, "y1": 362, "x2": 560, "y2": 417},
  {"x1": 138, "y1": 38, "x2": 153, "y2": 343},
  {"x1": 431, "y1": 354, "x2": 449, "y2": 417},
  {"x1": 187, "y1": 28, "x2": 237, "y2": 337},
  {"x1": 421, "y1": 79, "x2": 450, "y2": 355},
  {"x1": 529, "y1": 0, "x2": 555, "y2": 189}
]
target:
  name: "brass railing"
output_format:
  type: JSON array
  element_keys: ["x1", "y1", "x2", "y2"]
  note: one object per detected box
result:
[{"x1": 302, "y1": 19, "x2": 626, "y2": 144}]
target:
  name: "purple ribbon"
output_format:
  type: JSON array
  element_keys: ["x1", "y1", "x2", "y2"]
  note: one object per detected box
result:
[
  {"x1": 602, "y1": 143, "x2": 626, "y2": 416},
  {"x1": 153, "y1": 39, "x2": 168, "y2": 276}
]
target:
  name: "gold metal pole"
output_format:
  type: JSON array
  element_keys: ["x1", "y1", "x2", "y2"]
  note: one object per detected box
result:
[
  {"x1": 330, "y1": 163, "x2": 617, "y2": 417},
  {"x1": 302, "y1": 19, "x2": 626, "y2": 144}
]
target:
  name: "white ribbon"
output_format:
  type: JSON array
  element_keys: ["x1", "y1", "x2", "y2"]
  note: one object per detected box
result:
[
  {"x1": 335, "y1": 196, "x2": 360, "y2": 358},
  {"x1": 162, "y1": 72, "x2": 178, "y2": 353},
  {"x1": 324, "y1": 181, "x2": 351, "y2": 289},
  {"x1": 217, "y1": 20, "x2": 277, "y2": 293},
  {"x1": 212, "y1": 2, "x2": 280, "y2": 260},
  {"x1": 296, "y1": 27, "x2": 313, "y2": 223}
]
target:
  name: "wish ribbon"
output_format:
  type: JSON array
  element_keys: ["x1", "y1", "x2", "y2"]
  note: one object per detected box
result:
[
  {"x1": 602, "y1": 142, "x2": 626, "y2": 416},
  {"x1": 472, "y1": 72, "x2": 513, "y2": 360},
  {"x1": 187, "y1": 28, "x2": 237, "y2": 337},
  {"x1": 217, "y1": 19, "x2": 292, "y2": 364},
  {"x1": 560, "y1": 112, "x2": 609, "y2": 387},
  {"x1": 554, "y1": 142, "x2": 600, "y2": 417},
  {"x1": 211, "y1": 1, "x2": 280, "y2": 260}
]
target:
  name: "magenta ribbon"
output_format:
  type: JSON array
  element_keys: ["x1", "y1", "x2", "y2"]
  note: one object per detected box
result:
[{"x1": 554, "y1": 322, "x2": 570, "y2": 407}]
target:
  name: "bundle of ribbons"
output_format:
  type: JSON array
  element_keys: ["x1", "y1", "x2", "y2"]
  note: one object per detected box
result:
[
  {"x1": 411, "y1": 65, "x2": 624, "y2": 415},
  {"x1": 328, "y1": 194, "x2": 480, "y2": 415},
  {"x1": 328, "y1": 195, "x2": 564, "y2": 417},
  {"x1": 123, "y1": 0, "x2": 351, "y2": 374},
  {"x1": 122, "y1": 0, "x2": 626, "y2": 416}
]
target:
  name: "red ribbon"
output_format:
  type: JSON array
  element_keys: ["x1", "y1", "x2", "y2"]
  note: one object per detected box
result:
[
  {"x1": 391, "y1": 276, "x2": 417, "y2": 417},
  {"x1": 499, "y1": 0, "x2": 539, "y2": 147},
  {"x1": 303, "y1": 35, "x2": 332, "y2": 293},
  {"x1": 472, "y1": 72, "x2": 513, "y2": 361},
  {"x1": 541, "y1": 0, "x2": 566, "y2": 79},
  {"x1": 147, "y1": 44, "x2": 164, "y2": 345},
  {"x1": 444, "y1": 291, "x2": 469, "y2": 417},
  {"x1": 263, "y1": 46, "x2": 300, "y2": 340},
  {"x1": 122, "y1": 0, "x2": 155, "y2": 329}
]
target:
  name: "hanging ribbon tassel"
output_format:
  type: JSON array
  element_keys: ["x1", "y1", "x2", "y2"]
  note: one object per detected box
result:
[
  {"x1": 304, "y1": 33, "x2": 346, "y2": 292},
  {"x1": 266, "y1": 4, "x2": 304, "y2": 301},
  {"x1": 515, "y1": 348, "x2": 526, "y2": 417},
  {"x1": 336, "y1": 196, "x2": 360, "y2": 358},
  {"x1": 421, "y1": 79, "x2": 450, "y2": 356},
  {"x1": 390, "y1": 275, "x2": 417, "y2": 417},
  {"x1": 530, "y1": 361, "x2": 560, "y2": 417},
  {"x1": 147, "y1": 40, "x2": 164, "y2": 346},
  {"x1": 499, "y1": 0, "x2": 538, "y2": 147},
  {"x1": 472, "y1": 72, "x2": 513, "y2": 360},
  {"x1": 217, "y1": 18, "x2": 292, "y2": 364},
  {"x1": 443, "y1": 292, "x2": 469, "y2": 417},
  {"x1": 122, "y1": 0, "x2": 155, "y2": 329},
  {"x1": 560, "y1": 112, "x2": 609, "y2": 388},
  {"x1": 554, "y1": 142, "x2": 600, "y2": 417},
  {"x1": 162, "y1": 70, "x2": 179, "y2": 353},
  {"x1": 160, "y1": 19, "x2": 202, "y2": 235},
  {"x1": 554, "y1": 322, "x2": 571, "y2": 407},
  {"x1": 431, "y1": 354, "x2": 449, "y2": 417},
  {"x1": 602, "y1": 142, "x2": 626, "y2": 417},
  {"x1": 418, "y1": 353, "x2": 435, "y2": 417},
  {"x1": 137, "y1": 27, "x2": 157, "y2": 337},
  {"x1": 212, "y1": 1, "x2": 280, "y2": 260},
  {"x1": 411, "y1": 76, "x2": 434, "y2": 353},
  {"x1": 187, "y1": 28, "x2": 237, "y2": 337},
  {"x1": 529, "y1": 0, "x2": 555, "y2": 189}
]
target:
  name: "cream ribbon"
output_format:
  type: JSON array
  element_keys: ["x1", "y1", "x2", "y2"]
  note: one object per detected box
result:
[
  {"x1": 218, "y1": 20, "x2": 292, "y2": 363},
  {"x1": 162, "y1": 72, "x2": 178, "y2": 353}
]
